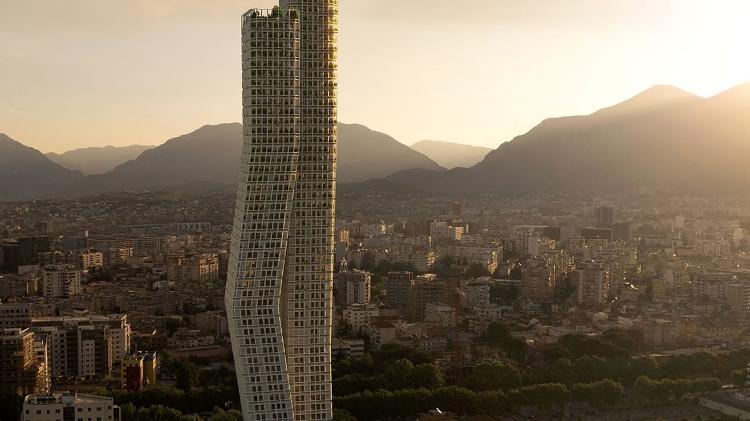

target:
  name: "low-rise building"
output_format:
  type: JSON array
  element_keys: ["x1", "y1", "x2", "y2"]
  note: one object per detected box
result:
[
  {"x1": 166, "y1": 253, "x2": 219, "y2": 283},
  {"x1": 22, "y1": 392, "x2": 119, "y2": 421},
  {"x1": 332, "y1": 338, "x2": 365, "y2": 359},
  {"x1": 80, "y1": 251, "x2": 104, "y2": 270},
  {"x1": 121, "y1": 351, "x2": 158, "y2": 391},
  {"x1": 167, "y1": 329, "x2": 215, "y2": 349},
  {"x1": 343, "y1": 304, "x2": 379, "y2": 334}
]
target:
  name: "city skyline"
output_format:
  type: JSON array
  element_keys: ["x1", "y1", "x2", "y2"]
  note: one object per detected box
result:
[{"x1": 2, "y1": 0, "x2": 749, "y2": 152}]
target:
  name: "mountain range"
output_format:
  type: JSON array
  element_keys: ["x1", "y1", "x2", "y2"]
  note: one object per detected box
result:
[
  {"x1": 411, "y1": 140, "x2": 491, "y2": 169},
  {"x1": 363, "y1": 82, "x2": 750, "y2": 196},
  {"x1": 0, "y1": 134, "x2": 83, "y2": 201},
  {"x1": 0, "y1": 123, "x2": 443, "y2": 200},
  {"x1": 3, "y1": 82, "x2": 750, "y2": 200},
  {"x1": 47, "y1": 145, "x2": 153, "y2": 175}
]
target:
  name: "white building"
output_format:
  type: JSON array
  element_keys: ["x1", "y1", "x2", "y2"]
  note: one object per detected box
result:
[
  {"x1": 470, "y1": 304, "x2": 509, "y2": 333},
  {"x1": 343, "y1": 304, "x2": 379, "y2": 334},
  {"x1": 31, "y1": 315, "x2": 131, "y2": 379},
  {"x1": 332, "y1": 338, "x2": 365, "y2": 359},
  {"x1": 335, "y1": 269, "x2": 371, "y2": 306},
  {"x1": 41, "y1": 265, "x2": 81, "y2": 298},
  {"x1": 22, "y1": 393, "x2": 119, "y2": 421},
  {"x1": 430, "y1": 221, "x2": 464, "y2": 241},
  {"x1": 225, "y1": 2, "x2": 338, "y2": 420}
]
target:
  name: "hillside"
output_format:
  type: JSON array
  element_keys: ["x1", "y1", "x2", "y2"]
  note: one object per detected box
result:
[
  {"x1": 0, "y1": 133, "x2": 83, "y2": 201},
  {"x1": 338, "y1": 124, "x2": 442, "y2": 182},
  {"x1": 61, "y1": 122, "x2": 443, "y2": 197},
  {"x1": 374, "y1": 83, "x2": 750, "y2": 196},
  {"x1": 47, "y1": 145, "x2": 153, "y2": 175},
  {"x1": 411, "y1": 140, "x2": 491, "y2": 169}
]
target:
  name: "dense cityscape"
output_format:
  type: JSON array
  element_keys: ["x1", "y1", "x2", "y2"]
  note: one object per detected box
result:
[
  {"x1": 3, "y1": 1, "x2": 750, "y2": 421},
  {"x1": 3, "y1": 189, "x2": 750, "y2": 420}
]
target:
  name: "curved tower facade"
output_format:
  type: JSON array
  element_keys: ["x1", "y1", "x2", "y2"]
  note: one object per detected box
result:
[{"x1": 226, "y1": 2, "x2": 337, "y2": 420}]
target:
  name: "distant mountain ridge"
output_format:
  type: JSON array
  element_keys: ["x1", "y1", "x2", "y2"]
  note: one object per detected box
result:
[
  {"x1": 0, "y1": 133, "x2": 83, "y2": 201},
  {"x1": 338, "y1": 124, "x2": 443, "y2": 182},
  {"x1": 369, "y1": 82, "x2": 750, "y2": 196},
  {"x1": 411, "y1": 140, "x2": 492, "y2": 169},
  {"x1": 58, "y1": 122, "x2": 443, "y2": 198},
  {"x1": 47, "y1": 144, "x2": 153, "y2": 175},
  {"x1": 6, "y1": 82, "x2": 750, "y2": 200}
]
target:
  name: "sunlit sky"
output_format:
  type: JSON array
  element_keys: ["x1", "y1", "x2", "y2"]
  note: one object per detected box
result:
[{"x1": 1, "y1": 0, "x2": 749, "y2": 153}]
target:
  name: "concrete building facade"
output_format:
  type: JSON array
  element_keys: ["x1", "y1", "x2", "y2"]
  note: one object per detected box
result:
[{"x1": 225, "y1": 1, "x2": 338, "y2": 419}]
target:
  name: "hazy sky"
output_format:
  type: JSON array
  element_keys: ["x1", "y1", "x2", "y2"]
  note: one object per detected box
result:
[{"x1": 1, "y1": 0, "x2": 748, "y2": 153}]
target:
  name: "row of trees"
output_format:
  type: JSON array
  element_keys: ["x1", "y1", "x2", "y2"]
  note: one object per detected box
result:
[
  {"x1": 335, "y1": 380, "x2": 623, "y2": 420},
  {"x1": 530, "y1": 348, "x2": 750, "y2": 387},
  {"x1": 480, "y1": 323, "x2": 528, "y2": 361},
  {"x1": 633, "y1": 375, "x2": 722, "y2": 398},
  {"x1": 334, "y1": 344, "x2": 436, "y2": 378},
  {"x1": 105, "y1": 384, "x2": 236, "y2": 416},
  {"x1": 334, "y1": 359, "x2": 444, "y2": 396},
  {"x1": 119, "y1": 404, "x2": 242, "y2": 421}
]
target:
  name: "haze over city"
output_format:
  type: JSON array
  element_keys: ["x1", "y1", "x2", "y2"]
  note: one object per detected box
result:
[
  {"x1": 5, "y1": 2, "x2": 750, "y2": 421},
  {"x1": 2, "y1": 0, "x2": 749, "y2": 152}
]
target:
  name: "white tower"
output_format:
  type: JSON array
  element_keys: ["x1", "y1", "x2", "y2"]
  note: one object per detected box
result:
[{"x1": 226, "y1": 1, "x2": 337, "y2": 420}]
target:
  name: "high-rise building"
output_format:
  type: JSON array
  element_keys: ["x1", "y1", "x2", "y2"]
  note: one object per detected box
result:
[
  {"x1": 385, "y1": 271, "x2": 414, "y2": 310},
  {"x1": 0, "y1": 303, "x2": 32, "y2": 329},
  {"x1": 0, "y1": 328, "x2": 48, "y2": 395},
  {"x1": 576, "y1": 260, "x2": 610, "y2": 306},
  {"x1": 334, "y1": 269, "x2": 371, "y2": 306},
  {"x1": 31, "y1": 315, "x2": 130, "y2": 380},
  {"x1": 226, "y1": 1, "x2": 338, "y2": 420},
  {"x1": 408, "y1": 275, "x2": 447, "y2": 322},
  {"x1": 594, "y1": 205, "x2": 616, "y2": 228},
  {"x1": 40, "y1": 265, "x2": 82, "y2": 298}
]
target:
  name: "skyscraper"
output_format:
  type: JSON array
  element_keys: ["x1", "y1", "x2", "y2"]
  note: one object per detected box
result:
[{"x1": 226, "y1": 1, "x2": 337, "y2": 420}]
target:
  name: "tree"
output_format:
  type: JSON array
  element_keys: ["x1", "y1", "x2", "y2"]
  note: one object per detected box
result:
[
  {"x1": 410, "y1": 364, "x2": 445, "y2": 389},
  {"x1": 481, "y1": 322, "x2": 510, "y2": 348},
  {"x1": 549, "y1": 358, "x2": 574, "y2": 384},
  {"x1": 385, "y1": 359, "x2": 415, "y2": 390},
  {"x1": 210, "y1": 409, "x2": 243, "y2": 421},
  {"x1": 731, "y1": 368, "x2": 747, "y2": 388},
  {"x1": 333, "y1": 409, "x2": 358, "y2": 421},
  {"x1": 505, "y1": 337, "x2": 528, "y2": 362},
  {"x1": 465, "y1": 263, "x2": 490, "y2": 279},
  {"x1": 173, "y1": 360, "x2": 198, "y2": 391},
  {"x1": 571, "y1": 379, "x2": 623, "y2": 407},
  {"x1": 463, "y1": 361, "x2": 521, "y2": 391},
  {"x1": 490, "y1": 284, "x2": 520, "y2": 305}
]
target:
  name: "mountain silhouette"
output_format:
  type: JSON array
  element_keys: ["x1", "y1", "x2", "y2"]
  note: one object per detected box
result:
[
  {"x1": 367, "y1": 83, "x2": 750, "y2": 196},
  {"x1": 411, "y1": 140, "x2": 491, "y2": 169},
  {"x1": 0, "y1": 133, "x2": 83, "y2": 201},
  {"x1": 60, "y1": 122, "x2": 442, "y2": 197},
  {"x1": 47, "y1": 145, "x2": 153, "y2": 175}
]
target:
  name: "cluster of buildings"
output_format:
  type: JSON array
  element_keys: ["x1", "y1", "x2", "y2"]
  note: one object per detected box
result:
[
  {"x1": 0, "y1": 194, "x2": 242, "y2": 418},
  {"x1": 328, "y1": 197, "x2": 750, "y2": 373},
  {"x1": 6, "y1": 172, "x2": 750, "y2": 418}
]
